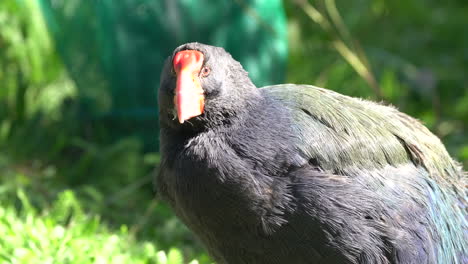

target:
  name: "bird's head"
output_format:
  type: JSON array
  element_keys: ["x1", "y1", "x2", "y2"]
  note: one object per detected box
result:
[{"x1": 158, "y1": 42, "x2": 259, "y2": 131}]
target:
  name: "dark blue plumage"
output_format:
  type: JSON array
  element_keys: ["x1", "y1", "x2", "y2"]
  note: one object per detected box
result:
[{"x1": 157, "y1": 43, "x2": 467, "y2": 264}]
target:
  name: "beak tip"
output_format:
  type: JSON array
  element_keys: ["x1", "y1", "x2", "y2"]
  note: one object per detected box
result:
[
  {"x1": 177, "y1": 116, "x2": 183, "y2": 124},
  {"x1": 177, "y1": 114, "x2": 185, "y2": 124}
]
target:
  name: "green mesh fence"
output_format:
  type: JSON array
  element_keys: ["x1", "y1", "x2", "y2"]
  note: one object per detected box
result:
[{"x1": 37, "y1": 0, "x2": 288, "y2": 150}]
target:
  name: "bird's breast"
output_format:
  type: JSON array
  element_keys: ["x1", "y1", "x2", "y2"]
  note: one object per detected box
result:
[{"x1": 159, "y1": 130, "x2": 298, "y2": 239}]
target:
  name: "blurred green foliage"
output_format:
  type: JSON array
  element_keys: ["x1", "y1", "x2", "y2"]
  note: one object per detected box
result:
[
  {"x1": 38, "y1": 0, "x2": 288, "y2": 151},
  {"x1": 286, "y1": 0, "x2": 468, "y2": 165},
  {"x1": 0, "y1": 0, "x2": 466, "y2": 263},
  {"x1": 0, "y1": 0, "x2": 67, "y2": 134}
]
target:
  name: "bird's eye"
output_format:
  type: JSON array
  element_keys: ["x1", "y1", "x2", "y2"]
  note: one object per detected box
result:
[{"x1": 200, "y1": 66, "x2": 211, "y2": 77}]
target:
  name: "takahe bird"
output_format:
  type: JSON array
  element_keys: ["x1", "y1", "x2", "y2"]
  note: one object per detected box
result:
[{"x1": 156, "y1": 43, "x2": 467, "y2": 264}]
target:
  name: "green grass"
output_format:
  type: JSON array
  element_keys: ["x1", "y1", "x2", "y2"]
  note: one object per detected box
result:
[
  {"x1": 0, "y1": 154, "x2": 212, "y2": 264},
  {"x1": 0, "y1": 190, "x2": 198, "y2": 264}
]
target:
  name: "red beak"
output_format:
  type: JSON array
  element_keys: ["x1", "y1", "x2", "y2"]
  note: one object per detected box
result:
[{"x1": 173, "y1": 50, "x2": 205, "y2": 123}]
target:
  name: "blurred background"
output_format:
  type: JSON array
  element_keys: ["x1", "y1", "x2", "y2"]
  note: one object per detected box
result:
[{"x1": 0, "y1": 0, "x2": 466, "y2": 263}]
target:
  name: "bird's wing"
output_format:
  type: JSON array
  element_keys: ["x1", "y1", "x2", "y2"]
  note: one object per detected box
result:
[
  {"x1": 261, "y1": 84, "x2": 462, "y2": 184},
  {"x1": 262, "y1": 84, "x2": 467, "y2": 263}
]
